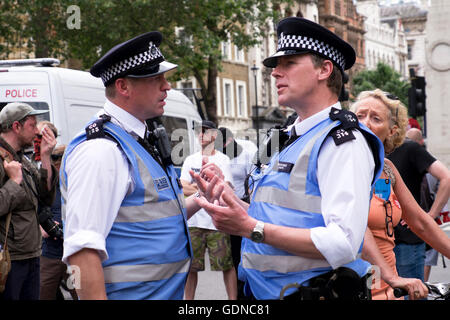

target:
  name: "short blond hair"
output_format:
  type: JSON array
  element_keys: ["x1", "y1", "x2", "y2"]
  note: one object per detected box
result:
[{"x1": 351, "y1": 89, "x2": 408, "y2": 154}]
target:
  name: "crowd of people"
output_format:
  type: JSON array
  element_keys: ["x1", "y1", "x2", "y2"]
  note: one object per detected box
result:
[{"x1": 0, "y1": 16, "x2": 449, "y2": 301}]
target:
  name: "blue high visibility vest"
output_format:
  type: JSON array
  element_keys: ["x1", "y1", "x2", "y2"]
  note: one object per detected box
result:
[
  {"x1": 240, "y1": 116, "x2": 384, "y2": 300},
  {"x1": 61, "y1": 121, "x2": 192, "y2": 300}
]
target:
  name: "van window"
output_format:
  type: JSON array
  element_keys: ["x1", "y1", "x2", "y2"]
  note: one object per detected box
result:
[
  {"x1": 160, "y1": 115, "x2": 190, "y2": 167},
  {"x1": 0, "y1": 101, "x2": 50, "y2": 122},
  {"x1": 66, "y1": 103, "x2": 103, "y2": 140}
]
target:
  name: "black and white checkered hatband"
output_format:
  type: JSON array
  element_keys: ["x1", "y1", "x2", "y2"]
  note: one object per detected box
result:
[
  {"x1": 277, "y1": 32, "x2": 346, "y2": 70},
  {"x1": 100, "y1": 41, "x2": 164, "y2": 84}
]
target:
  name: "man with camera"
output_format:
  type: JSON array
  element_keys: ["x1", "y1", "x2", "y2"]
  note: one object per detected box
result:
[{"x1": 0, "y1": 102, "x2": 57, "y2": 300}]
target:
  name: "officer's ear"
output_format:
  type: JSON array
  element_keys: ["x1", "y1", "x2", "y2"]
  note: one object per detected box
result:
[
  {"x1": 317, "y1": 59, "x2": 334, "y2": 82},
  {"x1": 114, "y1": 78, "x2": 132, "y2": 98}
]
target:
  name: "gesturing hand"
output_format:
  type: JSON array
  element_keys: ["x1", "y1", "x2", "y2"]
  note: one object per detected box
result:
[
  {"x1": 4, "y1": 159, "x2": 23, "y2": 185},
  {"x1": 189, "y1": 170, "x2": 224, "y2": 205},
  {"x1": 193, "y1": 185, "x2": 255, "y2": 237}
]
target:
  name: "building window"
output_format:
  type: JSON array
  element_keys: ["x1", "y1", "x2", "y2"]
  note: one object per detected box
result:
[
  {"x1": 222, "y1": 78, "x2": 234, "y2": 117},
  {"x1": 234, "y1": 45, "x2": 244, "y2": 62},
  {"x1": 216, "y1": 77, "x2": 222, "y2": 116},
  {"x1": 407, "y1": 41, "x2": 414, "y2": 60},
  {"x1": 222, "y1": 37, "x2": 231, "y2": 60},
  {"x1": 236, "y1": 80, "x2": 247, "y2": 117},
  {"x1": 180, "y1": 81, "x2": 195, "y2": 104},
  {"x1": 175, "y1": 27, "x2": 193, "y2": 48},
  {"x1": 335, "y1": 0, "x2": 341, "y2": 16}
]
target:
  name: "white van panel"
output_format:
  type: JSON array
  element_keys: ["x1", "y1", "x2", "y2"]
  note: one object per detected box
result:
[{"x1": 0, "y1": 71, "x2": 51, "y2": 103}]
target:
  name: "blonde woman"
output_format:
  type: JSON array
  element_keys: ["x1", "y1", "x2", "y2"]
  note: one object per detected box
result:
[{"x1": 351, "y1": 89, "x2": 450, "y2": 300}]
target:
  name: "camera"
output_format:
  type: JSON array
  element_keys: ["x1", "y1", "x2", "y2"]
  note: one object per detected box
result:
[{"x1": 38, "y1": 206, "x2": 63, "y2": 240}]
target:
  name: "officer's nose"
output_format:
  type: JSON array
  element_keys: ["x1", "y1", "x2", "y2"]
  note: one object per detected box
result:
[
  {"x1": 271, "y1": 67, "x2": 281, "y2": 79},
  {"x1": 161, "y1": 76, "x2": 171, "y2": 91}
]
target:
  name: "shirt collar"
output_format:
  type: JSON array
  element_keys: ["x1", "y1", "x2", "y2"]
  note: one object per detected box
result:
[
  {"x1": 102, "y1": 99, "x2": 147, "y2": 139},
  {"x1": 290, "y1": 102, "x2": 341, "y2": 136}
]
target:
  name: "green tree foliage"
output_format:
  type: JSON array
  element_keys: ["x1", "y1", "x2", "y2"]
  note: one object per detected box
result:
[
  {"x1": 352, "y1": 62, "x2": 410, "y2": 107},
  {"x1": 0, "y1": 0, "x2": 67, "y2": 58},
  {"x1": 0, "y1": 0, "x2": 292, "y2": 123}
]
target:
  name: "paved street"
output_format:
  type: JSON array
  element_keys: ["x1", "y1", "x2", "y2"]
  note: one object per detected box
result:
[
  {"x1": 191, "y1": 250, "x2": 228, "y2": 300},
  {"x1": 428, "y1": 223, "x2": 450, "y2": 285}
]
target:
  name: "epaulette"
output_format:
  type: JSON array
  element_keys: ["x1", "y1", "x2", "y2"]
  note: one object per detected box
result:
[
  {"x1": 85, "y1": 114, "x2": 112, "y2": 140},
  {"x1": 328, "y1": 107, "x2": 359, "y2": 146}
]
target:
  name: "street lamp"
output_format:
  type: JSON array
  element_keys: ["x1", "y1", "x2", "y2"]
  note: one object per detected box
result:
[{"x1": 251, "y1": 62, "x2": 260, "y2": 165}]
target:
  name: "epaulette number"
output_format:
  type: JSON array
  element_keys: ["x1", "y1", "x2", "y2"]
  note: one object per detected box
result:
[
  {"x1": 331, "y1": 128, "x2": 355, "y2": 146},
  {"x1": 86, "y1": 120, "x2": 106, "y2": 140}
]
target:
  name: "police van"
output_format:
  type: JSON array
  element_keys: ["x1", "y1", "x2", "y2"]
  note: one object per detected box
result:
[{"x1": 0, "y1": 58, "x2": 202, "y2": 174}]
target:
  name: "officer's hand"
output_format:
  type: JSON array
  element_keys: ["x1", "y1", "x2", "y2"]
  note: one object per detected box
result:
[
  {"x1": 4, "y1": 159, "x2": 23, "y2": 185},
  {"x1": 201, "y1": 162, "x2": 225, "y2": 181},
  {"x1": 39, "y1": 125, "x2": 57, "y2": 157},
  {"x1": 190, "y1": 170, "x2": 224, "y2": 204},
  {"x1": 194, "y1": 186, "x2": 254, "y2": 237}
]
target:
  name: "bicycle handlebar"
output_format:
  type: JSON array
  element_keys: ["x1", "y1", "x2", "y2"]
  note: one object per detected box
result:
[
  {"x1": 393, "y1": 287, "x2": 409, "y2": 298},
  {"x1": 393, "y1": 282, "x2": 450, "y2": 299}
]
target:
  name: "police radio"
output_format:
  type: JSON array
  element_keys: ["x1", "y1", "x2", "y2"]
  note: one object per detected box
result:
[
  {"x1": 146, "y1": 118, "x2": 173, "y2": 167},
  {"x1": 243, "y1": 112, "x2": 297, "y2": 202},
  {"x1": 256, "y1": 112, "x2": 297, "y2": 167}
]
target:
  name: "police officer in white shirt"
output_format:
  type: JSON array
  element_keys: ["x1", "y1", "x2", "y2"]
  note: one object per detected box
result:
[
  {"x1": 61, "y1": 31, "x2": 206, "y2": 300},
  {"x1": 193, "y1": 17, "x2": 385, "y2": 300}
]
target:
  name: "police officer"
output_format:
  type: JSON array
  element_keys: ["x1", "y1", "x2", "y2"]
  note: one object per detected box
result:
[
  {"x1": 61, "y1": 31, "x2": 205, "y2": 300},
  {"x1": 193, "y1": 17, "x2": 385, "y2": 300}
]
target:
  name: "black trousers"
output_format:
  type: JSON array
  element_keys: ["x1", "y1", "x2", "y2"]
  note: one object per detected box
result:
[{"x1": 1, "y1": 257, "x2": 40, "y2": 300}]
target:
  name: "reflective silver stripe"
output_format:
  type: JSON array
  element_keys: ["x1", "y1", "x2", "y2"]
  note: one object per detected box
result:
[
  {"x1": 108, "y1": 125, "x2": 185, "y2": 213},
  {"x1": 253, "y1": 186, "x2": 322, "y2": 213},
  {"x1": 103, "y1": 258, "x2": 191, "y2": 284},
  {"x1": 136, "y1": 155, "x2": 159, "y2": 202},
  {"x1": 242, "y1": 252, "x2": 363, "y2": 274},
  {"x1": 253, "y1": 122, "x2": 337, "y2": 213},
  {"x1": 242, "y1": 252, "x2": 330, "y2": 273},
  {"x1": 116, "y1": 199, "x2": 182, "y2": 222},
  {"x1": 60, "y1": 187, "x2": 67, "y2": 222}
]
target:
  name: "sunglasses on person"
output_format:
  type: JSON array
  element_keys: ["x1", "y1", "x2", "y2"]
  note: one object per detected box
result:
[{"x1": 384, "y1": 92, "x2": 399, "y2": 101}]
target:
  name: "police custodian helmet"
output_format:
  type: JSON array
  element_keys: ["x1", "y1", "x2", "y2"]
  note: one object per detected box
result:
[
  {"x1": 90, "y1": 31, "x2": 177, "y2": 87},
  {"x1": 263, "y1": 17, "x2": 356, "y2": 72}
]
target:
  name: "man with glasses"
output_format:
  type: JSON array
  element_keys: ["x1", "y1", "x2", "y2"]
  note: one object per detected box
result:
[
  {"x1": 180, "y1": 120, "x2": 237, "y2": 300},
  {"x1": 0, "y1": 102, "x2": 57, "y2": 300}
]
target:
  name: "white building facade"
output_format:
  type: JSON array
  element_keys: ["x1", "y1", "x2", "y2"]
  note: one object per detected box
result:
[{"x1": 356, "y1": 0, "x2": 408, "y2": 78}]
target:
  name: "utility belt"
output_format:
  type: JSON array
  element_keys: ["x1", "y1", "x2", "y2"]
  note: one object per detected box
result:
[{"x1": 280, "y1": 267, "x2": 372, "y2": 301}]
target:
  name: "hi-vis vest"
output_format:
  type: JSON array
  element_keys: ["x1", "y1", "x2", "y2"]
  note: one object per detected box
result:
[
  {"x1": 240, "y1": 113, "x2": 384, "y2": 300},
  {"x1": 61, "y1": 121, "x2": 192, "y2": 300}
]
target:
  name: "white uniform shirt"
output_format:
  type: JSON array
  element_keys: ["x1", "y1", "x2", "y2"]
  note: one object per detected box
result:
[
  {"x1": 290, "y1": 102, "x2": 375, "y2": 269},
  {"x1": 62, "y1": 100, "x2": 145, "y2": 264},
  {"x1": 180, "y1": 151, "x2": 233, "y2": 230}
]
